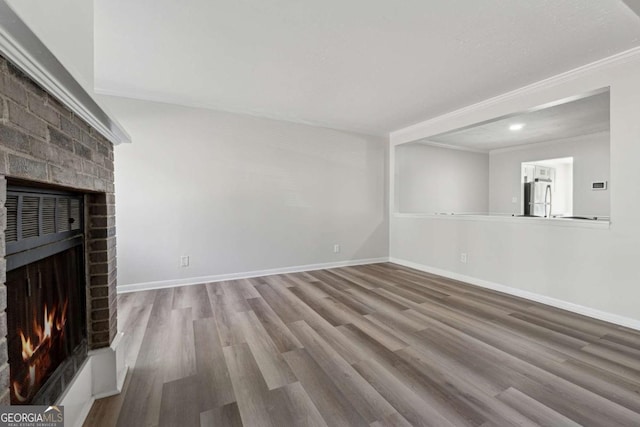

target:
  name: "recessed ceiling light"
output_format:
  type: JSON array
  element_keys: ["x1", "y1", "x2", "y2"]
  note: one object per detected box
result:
[{"x1": 509, "y1": 123, "x2": 525, "y2": 131}]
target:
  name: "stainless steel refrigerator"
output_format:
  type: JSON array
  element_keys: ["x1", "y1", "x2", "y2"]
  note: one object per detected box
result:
[{"x1": 524, "y1": 178, "x2": 552, "y2": 217}]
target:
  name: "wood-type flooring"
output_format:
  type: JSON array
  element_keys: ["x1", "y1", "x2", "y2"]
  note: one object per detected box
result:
[{"x1": 84, "y1": 263, "x2": 640, "y2": 426}]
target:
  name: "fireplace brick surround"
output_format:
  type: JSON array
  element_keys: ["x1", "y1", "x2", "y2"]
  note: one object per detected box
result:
[{"x1": 0, "y1": 54, "x2": 117, "y2": 404}]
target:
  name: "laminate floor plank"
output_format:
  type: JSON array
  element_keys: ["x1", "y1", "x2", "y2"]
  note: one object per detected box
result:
[
  {"x1": 424, "y1": 312, "x2": 640, "y2": 411},
  {"x1": 461, "y1": 290, "x2": 536, "y2": 312},
  {"x1": 409, "y1": 297, "x2": 586, "y2": 364},
  {"x1": 603, "y1": 329, "x2": 640, "y2": 351},
  {"x1": 488, "y1": 315, "x2": 640, "y2": 384},
  {"x1": 493, "y1": 312, "x2": 591, "y2": 350},
  {"x1": 414, "y1": 322, "x2": 640, "y2": 426},
  {"x1": 442, "y1": 294, "x2": 515, "y2": 320},
  {"x1": 557, "y1": 358, "x2": 640, "y2": 413},
  {"x1": 282, "y1": 273, "x2": 329, "y2": 298},
  {"x1": 336, "y1": 323, "x2": 402, "y2": 367},
  {"x1": 307, "y1": 269, "x2": 357, "y2": 290},
  {"x1": 371, "y1": 344, "x2": 489, "y2": 426},
  {"x1": 204, "y1": 281, "x2": 224, "y2": 297},
  {"x1": 509, "y1": 310, "x2": 604, "y2": 344},
  {"x1": 200, "y1": 402, "x2": 243, "y2": 427},
  {"x1": 86, "y1": 262, "x2": 640, "y2": 426},
  {"x1": 223, "y1": 343, "x2": 276, "y2": 427},
  {"x1": 115, "y1": 294, "x2": 137, "y2": 329},
  {"x1": 260, "y1": 280, "x2": 366, "y2": 364},
  {"x1": 390, "y1": 281, "x2": 446, "y2": 303},
  {"x1": 147, "y1": 288, "x2": 175, "y2": 329},
  {"x1": 524, "y1": 304, "x2": 615, "y2": 337},
  {"x1": 287, "y1": 286, "x2": 348, "y2": 326},
  {"x1": 245, "y1": 297, "x2": 303, "y2": 353},
  {"x1": 375, "y1": 275, "x2": 452, "y2": 302},
  {"x1": 253, "y1": 283, "x2": 304, "y2": 324},
  {"x1": 495, "y1": 387, "x2": 582, "y2": 427},
  {"x1": 308, "y1": 278, "x2": 376, "y2": 315},
  {"x1": 114, "y1": 320, "x2": 170, "y2": 427},
  {"x1": 409, "y1": 305, "x2": 640, "y2": 412},
  {"x1": 163, "y1": 307, "x2": 197, "y2": 383},
  {"x1": 300, "y1": 311, "x2": 365, "y2": 365},
  {"x1": 159, "y1": 376, "x2": 201, "y2": 427},
  {"x1": 362, "y1": 264, "x2": 452, "y2": 294},
  {"x1": 397, "y1": 347, "x2": 539, "y2": 427},
  {"x1": 289, "y1": 320, "x2": 398, "y2": 423},
  {"x1": 352, "y1": 357, "x2": 461, "y2": 427},
  {"x1": 370, "y1": 412, "x2": 414, "y2": 427},
  {"x1": 323, "y1": 268, "x2": 378, "y2": 290},
  {"x1": 211, "y1": 292, "x2": 247, "y2": 347},
  {"x1": 220, "y1": 281, "x2": 253, "y2": 312},
  {"x1": 511, "y1": 370, "x2": 640, "y2": 427},
  {"x1": 120, "y1": 303, "x2": 153, "y2": 369},
  {"x1": 263, "y1": 274, "x2": 298, "y2": 289},
  {"x1": 581, "y1": 341, "x2": 640, "y2": 372},
  {"x1": 236, "y1": 310, "x2": 297, "y2": 390},
  {"x1": 193, "y1": 317, "x2": 236, "y2": 409},
  {"x1": 365, "y1": 309, "x2": 428, "y2": 334},
  {"x1": 324, "y1": 299, "x2": 408, "y2": 352},
  {"x1": 596, "y1": 335, "x2": 640, "y2": 360},
  {"x1": 125, "y1": 289, "x2": 158, "y2": 308},
  {"x1": 265, "y1": 381, "x2": 328, "y2": 427},
  {"x1": 282, "y1": 348, "x2": 370, "y2": 427},
  {"x1": 172, "y1": 284, "x2": 213, "y2": 319},
  {"x1": 346, "y1": 286, "x2": 410, "y2": 313},
  {"x1": 283, "y1": 273, "x2": 329, "y2": 298},
  {"x1": 233, "y1": 279, "x2": 262, "y2": 299},
  {"x1": 341, "y1": 266, "x2": 407, "y2": 292}
]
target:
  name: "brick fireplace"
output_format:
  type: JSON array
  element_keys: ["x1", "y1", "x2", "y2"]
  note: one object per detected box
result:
[{"x1": 0, "y1": 53, "x2": 117, "y2": 404}]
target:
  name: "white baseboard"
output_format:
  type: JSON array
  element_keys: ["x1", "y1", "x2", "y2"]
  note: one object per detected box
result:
[
  {"x1": 92, "y1": 384, "x2": 124, "y2": 401},
  {"x1": 117, "y1": 257, "x2": 390, "y2": 294},
  {"x1": 389, "y1": 257, "x2": 640, "y2": 332}
]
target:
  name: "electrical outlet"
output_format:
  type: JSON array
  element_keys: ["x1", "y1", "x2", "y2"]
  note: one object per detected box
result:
[
  {"x1": 512, "y1": 196, "x2": 518, "y2": 204},
  {"x1": 460, "y1": 253, "x2": 468, "y2": 264},
  {"x1": 180, "y1": 255, "x2": 190, "y2": 267},
  {"x1": 333, "y1": 244, "x2": 340, "y2": 254}
]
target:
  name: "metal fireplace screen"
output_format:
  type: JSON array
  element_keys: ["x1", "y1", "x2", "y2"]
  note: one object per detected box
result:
[{"x1": 5, "y1": 187, "x2": 87, "y2": 405}]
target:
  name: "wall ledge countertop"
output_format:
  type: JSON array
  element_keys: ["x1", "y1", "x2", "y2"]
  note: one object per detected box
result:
[{"x1": 393, "y1": 212, "x2": 611, "y2": 230}]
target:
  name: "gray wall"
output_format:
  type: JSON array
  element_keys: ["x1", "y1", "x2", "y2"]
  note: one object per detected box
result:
[
  {"x1": 103, "y1": 96, "x2": 389, "y2": 287},
  {"x1": 395, "y1": 143, "x2": 489, "y2": 214},
  {"x1": 489, "y1": 132, "x2": 610, "y2": 216}
]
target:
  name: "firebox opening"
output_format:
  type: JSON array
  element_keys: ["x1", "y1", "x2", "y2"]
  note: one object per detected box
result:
[{"x1": 5, "y1": 185, "x2": 88, "y2": 405}]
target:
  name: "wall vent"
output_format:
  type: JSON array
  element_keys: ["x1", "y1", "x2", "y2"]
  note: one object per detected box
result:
[{"x1": 5, "y1": 187, "x2": 84, "y2": 270}]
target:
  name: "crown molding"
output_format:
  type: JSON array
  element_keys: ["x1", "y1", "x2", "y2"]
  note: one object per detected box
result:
[
  {"x1": 391, "y1": 45, "x2": 640, "y2": 145},
  {"x1": 0, "y1": 1, "x2": 131, "y2": 145}
]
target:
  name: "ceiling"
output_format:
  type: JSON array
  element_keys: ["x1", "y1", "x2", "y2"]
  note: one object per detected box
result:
[
  {"x1": 425, "y1": 90, "x2": 610, "y2": 151},
  {"x1": 94, "y1": 1, "x2": 640, "y2": 136}
]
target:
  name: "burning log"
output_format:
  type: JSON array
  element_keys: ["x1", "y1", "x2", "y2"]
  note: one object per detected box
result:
[{"x1": 11, "y1": 300, "x2": 69, "y2": 404}]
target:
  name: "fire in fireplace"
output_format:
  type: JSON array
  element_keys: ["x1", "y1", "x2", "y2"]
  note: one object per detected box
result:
[
  {"x1": 14, "y1": 299, "x2": 69, "y2": 402},
  {"x1": 5, "y1": 187, "x2": 88, "y2": 405}
]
